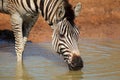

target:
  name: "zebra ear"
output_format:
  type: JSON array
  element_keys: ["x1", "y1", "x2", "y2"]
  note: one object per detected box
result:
[
  {"x1": 74, "y1": 2, "x2": 82, "y2": 17},
  {"x1": 57, "y1": 5, "x2": 65, "y2": 21}
]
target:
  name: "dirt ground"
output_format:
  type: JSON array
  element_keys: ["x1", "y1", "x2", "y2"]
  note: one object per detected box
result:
[{"x1": 0, "y1": 0, "x2": 120, "y2": 42}]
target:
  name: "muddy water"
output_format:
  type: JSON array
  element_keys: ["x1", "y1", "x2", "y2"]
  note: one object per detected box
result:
[{"x1": 0, "y1": 39, "x2": 120, "y2": 80}]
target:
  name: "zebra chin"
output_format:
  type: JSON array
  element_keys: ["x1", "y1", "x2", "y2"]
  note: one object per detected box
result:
[{"x1": 67, "y1": 54, "x2": 83, "y2": 71}]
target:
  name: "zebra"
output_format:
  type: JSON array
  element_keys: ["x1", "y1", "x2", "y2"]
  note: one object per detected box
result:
[{"x1": 0, "y1": 0, "x2": 83, "y2": 70}]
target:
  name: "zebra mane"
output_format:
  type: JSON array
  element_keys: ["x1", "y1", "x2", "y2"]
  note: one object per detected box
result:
[{"x1": 64, "y1": 0, "x2": 75, "y2": 25}]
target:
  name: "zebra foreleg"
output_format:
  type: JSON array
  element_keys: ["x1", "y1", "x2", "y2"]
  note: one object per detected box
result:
[{"x1": 11, "y1": 13, "x2": 24, "y2": 62}]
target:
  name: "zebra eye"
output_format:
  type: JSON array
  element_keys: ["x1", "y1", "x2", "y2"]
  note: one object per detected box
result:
[{"x1": 56, "y1": 5, "x2": 65, "y2": 21}]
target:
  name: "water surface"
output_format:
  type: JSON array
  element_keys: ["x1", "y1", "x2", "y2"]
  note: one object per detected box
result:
[{"x1": 0, "y1": 39, "x2": 120, "y2": 80}]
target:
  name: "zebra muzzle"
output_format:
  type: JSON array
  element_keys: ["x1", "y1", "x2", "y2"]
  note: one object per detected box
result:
[{"x1": 67, "y1": 54, "x2": 83, "y2": 71}]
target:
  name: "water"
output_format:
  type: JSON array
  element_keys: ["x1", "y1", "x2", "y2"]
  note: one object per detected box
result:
[{"x1": 0, "y1": 39, "x2": 120, "y2": 80}]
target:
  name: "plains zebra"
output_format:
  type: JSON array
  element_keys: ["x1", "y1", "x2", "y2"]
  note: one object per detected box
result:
[{"x1": 0, "y1": 0, "x2": 83, "y2": 70}]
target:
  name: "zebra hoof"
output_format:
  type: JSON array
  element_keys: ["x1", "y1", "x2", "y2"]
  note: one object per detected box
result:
[{"x1": 68, "y1": 55, "x2": 83, "y2": 71}]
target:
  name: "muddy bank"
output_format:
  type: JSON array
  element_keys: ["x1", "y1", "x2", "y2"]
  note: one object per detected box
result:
[{"x1": 0, "y1": 0, "x2": 120, "y2": 42}]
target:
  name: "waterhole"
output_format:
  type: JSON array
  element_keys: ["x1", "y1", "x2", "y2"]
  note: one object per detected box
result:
[{"x1": 0, "y1": 39, "x2": 120, "y2": 80}]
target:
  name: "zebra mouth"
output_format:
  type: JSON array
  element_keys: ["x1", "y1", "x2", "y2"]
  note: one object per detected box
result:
[{"x1": 67, "y1": 55, "x2": 83, "y2": 71}]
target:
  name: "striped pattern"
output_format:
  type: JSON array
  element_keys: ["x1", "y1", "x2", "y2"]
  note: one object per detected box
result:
[
  {"x1": 52, "y1": 18, "x2": 80, "y2": 63},
  {"x1": 0, "y1": 0, "x2": 82, "y2": 70}
]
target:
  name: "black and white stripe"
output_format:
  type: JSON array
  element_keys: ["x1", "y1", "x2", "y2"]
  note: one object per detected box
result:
[
  {"x1": 0, "y1": 0, "x2": 83, "y2": 70},
  {"x1": 52, "y1": 18, "x2": 80, "y2": 60}
]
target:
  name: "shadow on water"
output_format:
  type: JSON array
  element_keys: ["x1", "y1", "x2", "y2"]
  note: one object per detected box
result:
[
  {"x1": 0, "y1": 40, "x2": 59, "y2": 62},
  {"x1": 0, "y1": 40, "x2": 83, "y2": 80},
  {"x1": 0, "y1": 40, "x2": 65, "y2": 65}
]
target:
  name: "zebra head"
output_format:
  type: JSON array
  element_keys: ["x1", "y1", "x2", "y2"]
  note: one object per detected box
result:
[{"x1": 52, "y1": 2, "x2": 83, "y2": 70}]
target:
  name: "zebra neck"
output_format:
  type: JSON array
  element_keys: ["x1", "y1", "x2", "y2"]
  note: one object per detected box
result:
[
  {"x1": 40, "y1": 0, "x2": 44, "y2": 16},
  {"x1": 39, "y1": 0, "x2": 63, "y2": 28}
]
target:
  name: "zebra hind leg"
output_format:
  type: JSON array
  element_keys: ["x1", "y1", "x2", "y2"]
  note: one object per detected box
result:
[
  {"x1": 22, "y1": 14, "x2": 39, "y2": 45},
  {"x1": 11, "y1": 13, "x2": 24, "y2": 62}
]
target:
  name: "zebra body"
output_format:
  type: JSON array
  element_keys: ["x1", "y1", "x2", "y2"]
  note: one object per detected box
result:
[{"x1": 0, "y1": 0, "x2": 83, "y2": 70}]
